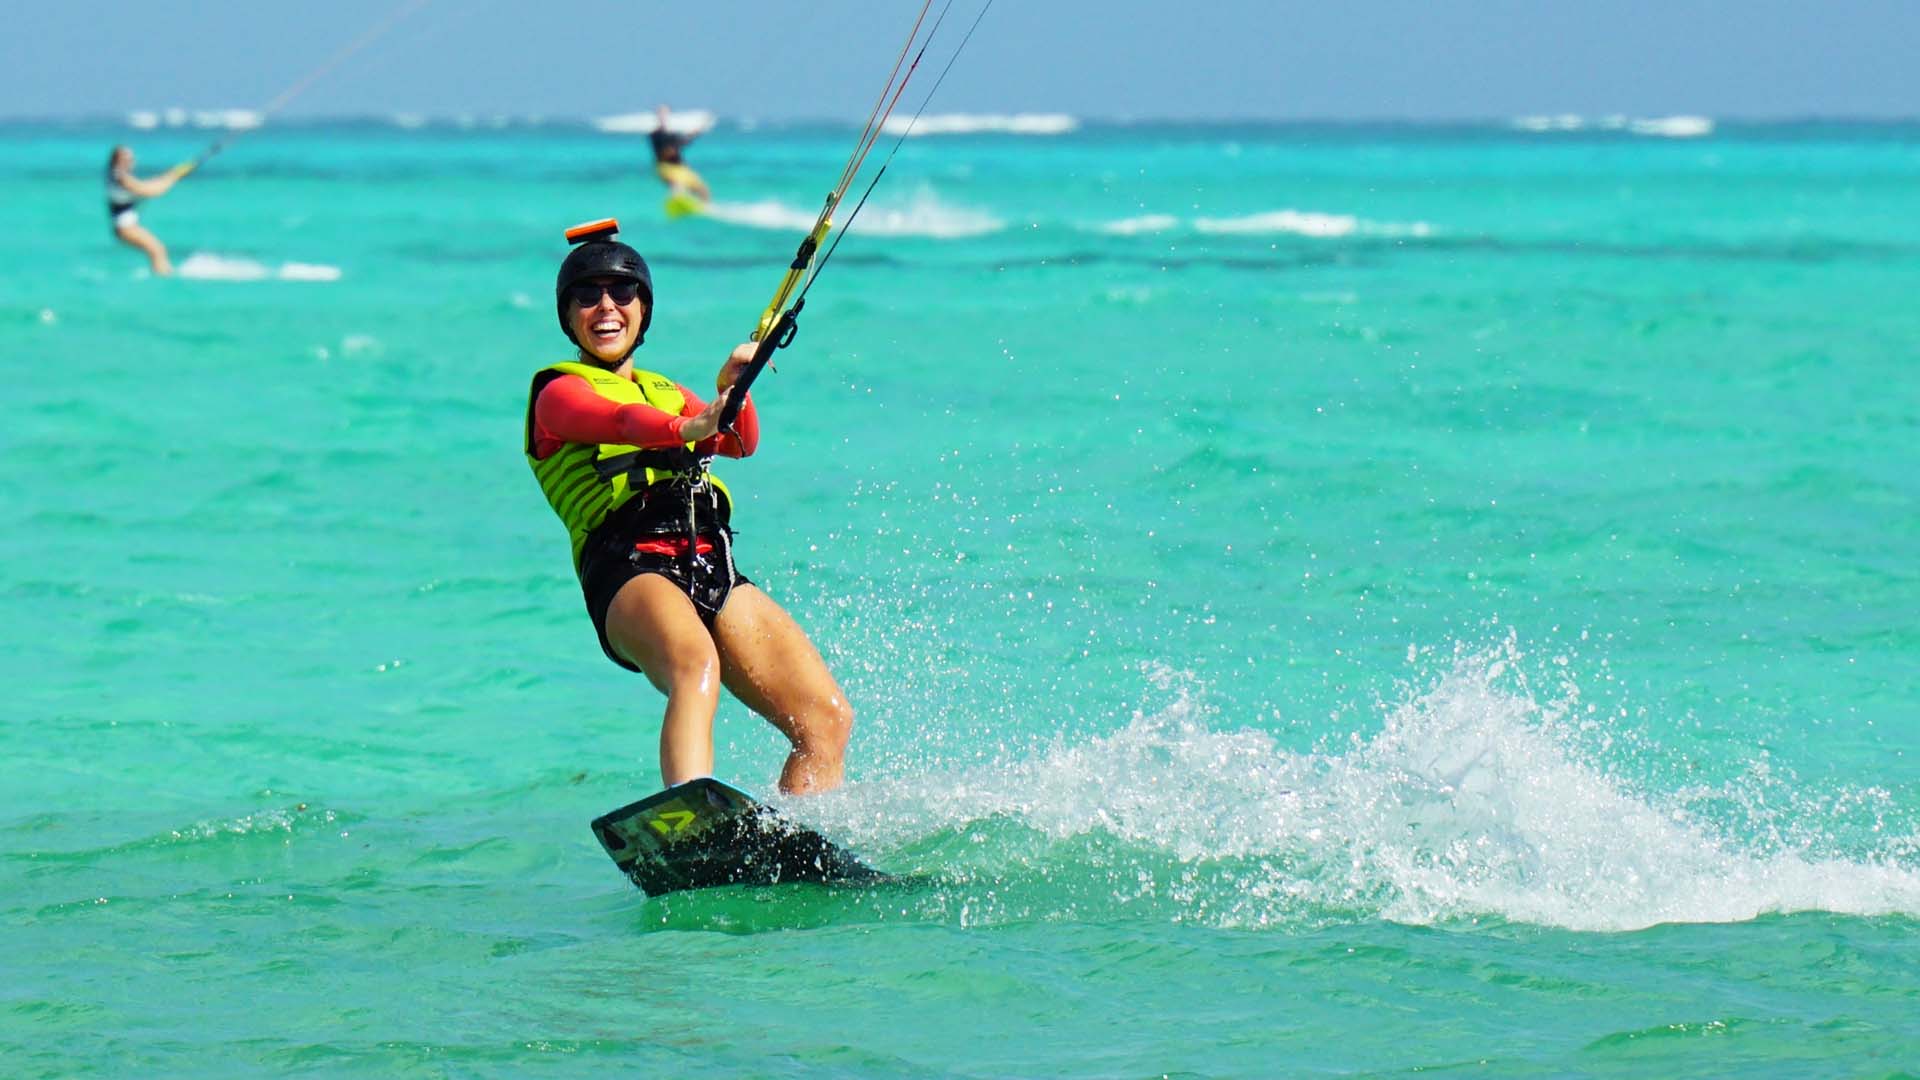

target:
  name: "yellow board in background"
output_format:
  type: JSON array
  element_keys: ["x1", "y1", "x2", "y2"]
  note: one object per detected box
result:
[{"x1": 664, "y1": 191, "x2": 708, "y2": 219}]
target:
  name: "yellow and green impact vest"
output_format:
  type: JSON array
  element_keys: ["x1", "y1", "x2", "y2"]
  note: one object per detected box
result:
[{"x1": 524, "y1": 361, "x2": 733, "y2": 571}]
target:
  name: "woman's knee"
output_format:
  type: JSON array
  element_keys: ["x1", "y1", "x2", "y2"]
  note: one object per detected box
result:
[
  {"x1": 796, "y1": 697, "x2": 854, "y2": 755},
  {"x1": 642, "y1": 644, "x2": 721, "y2": 698}
]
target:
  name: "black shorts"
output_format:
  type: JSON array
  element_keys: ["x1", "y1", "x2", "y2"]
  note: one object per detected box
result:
[{"x1": 579, "y1": 528, "x2": 751, "y2": 672}]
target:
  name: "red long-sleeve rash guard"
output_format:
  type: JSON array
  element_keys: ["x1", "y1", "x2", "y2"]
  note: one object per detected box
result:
[{"x1": 530, "y1": 372, "x2": 759, "y2": 462}]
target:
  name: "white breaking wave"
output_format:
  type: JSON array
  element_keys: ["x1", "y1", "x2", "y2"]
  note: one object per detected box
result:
[
  {"x1": 1197, "y1": 210, "x2": 1359, "y2": 237},
  {"x1": 705, "y1": 189, "x2": 1002, "y2": 239},
  {"x1": 1088, "y1": 210, "x2": 1434, "y2": 239},
  {"x1": 1192, "y1": 210, "x2": 1435, "y2": 239},
  {"x1": 592, "y1": 109, "x2": 715, "y2": 135},
  {"x1": 445, "y1": 113, "x2": 542, "y2": 130},
  {"x1": 1511, "y1": 114, "x2": 1587, "y2": 132},
  {"x1": 882, "y1": 112, "x2": 1079, "y2": 137},
  {"x1": 177, "y1": 254, "x2": 342, "y2": 282},
  {"x1": 193, "y1": 109, "x2": 262, "y2": 130},
  {"x1": 127, "y1": 108, "x2": 262, "y2": 131},
  {"x1": 1630, "y1": 114, "x2": 1715, "y2": 138},
  {"x1": 1097, "y1": 214, "x2": 1181, "y2": 236},
  {"x1": 1511, "y1": 113, "x2": 1715, "y2": 138}
]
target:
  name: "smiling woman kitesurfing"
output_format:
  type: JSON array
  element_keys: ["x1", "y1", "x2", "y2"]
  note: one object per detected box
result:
[
  {"x1": 524, "y1": 217, "x2": 854, "y2": 796},
  {"x1": 525, "y1": 0, "x2": 994, "y2": 894}
]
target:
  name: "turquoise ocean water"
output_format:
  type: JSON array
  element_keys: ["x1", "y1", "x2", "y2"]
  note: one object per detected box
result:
[{"x1": 4, "y1": 118, "x2": 1918, "y2": 1076}]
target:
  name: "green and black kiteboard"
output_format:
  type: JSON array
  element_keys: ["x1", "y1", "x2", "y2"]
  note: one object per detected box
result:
[{"x1": 590, "y1": 777, "x2": 885, "y2": 896}]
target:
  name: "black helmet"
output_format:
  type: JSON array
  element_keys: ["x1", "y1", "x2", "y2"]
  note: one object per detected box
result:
[{"x1": 555, "y1": 218, "x2": 654, "y2": 350}]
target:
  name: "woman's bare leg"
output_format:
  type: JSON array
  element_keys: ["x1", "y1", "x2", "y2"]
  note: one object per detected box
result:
[
  {"x1": 654, "y1": 162, "x2": 711, "y2": 203},
  {"x1": 711, "y1": 584, "x2": 852, "y2": 794},
  {"x1": 114, "y1": 224, "x2": 173, "y2": 276},
  {"x1": 604, "y1": 574, "x2": 722, "y2": 786}
]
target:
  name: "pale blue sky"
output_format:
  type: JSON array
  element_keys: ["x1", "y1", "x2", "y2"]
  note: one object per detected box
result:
[{"x1": 3, "y1": 0, "x2": 1915, "y2": 121}]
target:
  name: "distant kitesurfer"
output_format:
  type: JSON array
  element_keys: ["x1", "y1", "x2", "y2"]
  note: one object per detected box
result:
[
  {"x1": 106, "y1": 145, "x2": 193, "y2": 276},
  {"x1": 649, "y1": 104, "x2": 712, "y2": 205},
  {"x1": 524, "y1": 219, "x2": 853, "y2": 794}
]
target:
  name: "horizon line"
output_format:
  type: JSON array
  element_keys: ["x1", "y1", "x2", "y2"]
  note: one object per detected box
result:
[{"x1": 6, "y1": 111, "x2": 1920, "y2": 127}]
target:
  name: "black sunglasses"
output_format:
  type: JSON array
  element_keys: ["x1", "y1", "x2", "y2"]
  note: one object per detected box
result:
[{"x1": 567, "y1": 280, "x2": 643, "y2": 308}]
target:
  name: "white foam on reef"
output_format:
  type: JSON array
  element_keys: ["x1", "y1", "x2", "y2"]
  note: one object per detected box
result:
[
  {"x1": 177, "y1": 254, "x2": 342, "y2": 282},
  {"x1": 1196, "y1": 209, "x2": 1359, "y2": 237},
  {"x1": 837, "y1": 638, "x2": 1920, "y2": 932},
  {"x1": 882, "y1": 112, "x2": 1079, "y2": 137},
  {"x1": 196, "y1": 109, "x2": 262, "y2": 130},
  {"x1": 1511, "y1": 114, "x2": 1588, "y2": 132},
  {"x1": 1192, "y1": 210, "x2": 1435, "y2": 239},
  {"x1": 278, "y1": 263, "x2": 340, "y2": 281},
  {"x1": 592, "y1": 109, "x2": 715, "y2": 134},
  {"x1": 705, "y1": 189, "x2": 1002, "y2": 239},
  {"x1": 1096, "y1": 214, "x2": 1180, "y2": 235},
  {"x1": 1510, "y1": 113, "x2": 1714, "y2": 138},
  {"x1": 1630, "y1": 114, "x2": 1715, "y2": 138},
  {"x1": 127, "y1": 107, "x2": 260, "y2": 130}
]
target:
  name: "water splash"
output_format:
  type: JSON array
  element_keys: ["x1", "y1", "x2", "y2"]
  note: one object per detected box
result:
[{"x1": 805, "y1": 640, "x2": 1920, "y2": 931}]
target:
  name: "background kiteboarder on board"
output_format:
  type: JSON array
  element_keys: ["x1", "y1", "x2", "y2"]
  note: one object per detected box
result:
[
  {"x1": 105, "y1": 145, "x2": 194, "y2": 276},
  {"x1": 650, "y1": 104, "x2": 712, "y2": 214}
]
